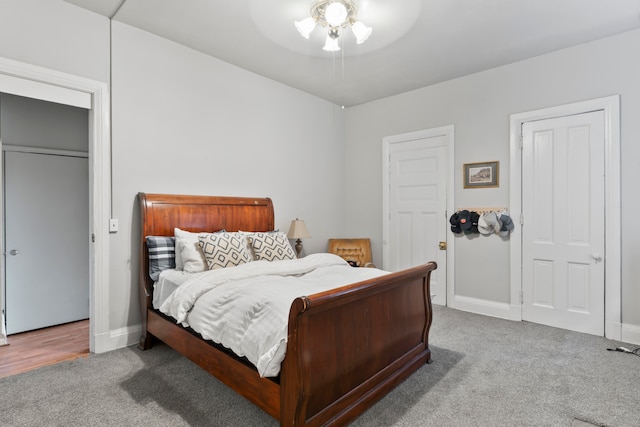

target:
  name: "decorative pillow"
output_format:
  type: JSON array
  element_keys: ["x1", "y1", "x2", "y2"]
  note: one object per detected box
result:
[
  {"x1": 146, "y1": 236, "x2": 176, "y2": 281},
  {"x1": 175, "y1": 228, "x2": 226, "y2": 271},
  {"x1": 237, "y1": 230, "x2": 277, "y2": 260},
  {"x1": 248, "y1": 231, "x2": 296, "y2": 261},
  {"x1": 198, "y1": 232, "x2": 253, "y2": 270},
  {"x1": 176, "y1": 237, "x2": 208, "y2": 273},
  {"x1": 174, "y1": 228, "x2": 199, "y2": 270}
]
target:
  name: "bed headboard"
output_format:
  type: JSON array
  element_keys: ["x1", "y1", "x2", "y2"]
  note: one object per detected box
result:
[
  {"x1": 137, "y1": 192, "x2": 274, "y2": 344},
  {"x1": 139, "y1": 192, "x2": 274, "y2": 238}
]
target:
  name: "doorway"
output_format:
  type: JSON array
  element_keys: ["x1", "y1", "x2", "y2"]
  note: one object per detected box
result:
[
  {"x1": 509, "y1": 96, "x2": 621, "y2": 339},
  {"x1": 1, "y1": 94, "x2": 89, "y2": 335},
  {"x1": 0, "y1": 57, "x2": 110, "y2": 352},
  {"x1": 382, "y1": 126, "x2": 454, "y2": 306}
]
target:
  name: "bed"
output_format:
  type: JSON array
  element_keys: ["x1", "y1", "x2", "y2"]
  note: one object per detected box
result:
[{"x1": 138, "y1": 192, "x2": 437, "y2": 426}]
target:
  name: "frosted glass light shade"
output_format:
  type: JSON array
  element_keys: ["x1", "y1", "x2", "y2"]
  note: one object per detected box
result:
[
  {"x1": 322, "y1": 35, "x2": 341, "y2": 51},
  {"x1": 295, "y1": 17, "x2": 316, "y2": 39},
  {"x1": 351, "y1": 21, "x2": 372, "y2": 44}
]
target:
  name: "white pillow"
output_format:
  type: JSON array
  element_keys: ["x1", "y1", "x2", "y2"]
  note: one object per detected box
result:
[
  {"x1": 248, "y1": 231, "x2": 296, "y2": 261},
  {"x1": 174, "y1": 228, "x2": 199, "y2": 270},
  {"x1": 198, "y1": 232, "x2": 253, "y2": 270},
  {"x1": 175, "y1": 237, "x2": 208, "y2": 273}
]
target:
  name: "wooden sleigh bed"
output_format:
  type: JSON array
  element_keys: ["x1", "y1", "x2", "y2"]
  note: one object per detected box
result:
[{"x1": 138, "y1": 192, "x2": 437, "y2": 426}]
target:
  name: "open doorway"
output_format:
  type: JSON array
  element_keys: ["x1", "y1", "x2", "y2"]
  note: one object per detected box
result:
[
  {"x1": 2, "y1": 94, "x2": 89, "y2": 339},
  {"x1": 0, "y1": 57, "x2": 110, "y2": 353}
]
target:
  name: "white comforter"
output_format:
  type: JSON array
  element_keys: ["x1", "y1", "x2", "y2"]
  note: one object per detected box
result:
[{"x1": 159, "y1": 253, "x2": 388, "y2": 377}]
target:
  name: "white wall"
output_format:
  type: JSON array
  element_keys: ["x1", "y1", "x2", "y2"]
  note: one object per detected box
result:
[
  {"x1": 0, "y1": 0, "x2": 109, "y2": 84},
  {"x1": 109, "y1": 22, "x2": 346, "y2": 331},
  {"x1": 344, "y1": 29, "x2": 640, "y2": 329}
]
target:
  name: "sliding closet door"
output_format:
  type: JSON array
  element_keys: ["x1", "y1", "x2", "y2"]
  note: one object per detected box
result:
[{"x1": 4, "y1": 150, "x2": 89, "y2": 334}]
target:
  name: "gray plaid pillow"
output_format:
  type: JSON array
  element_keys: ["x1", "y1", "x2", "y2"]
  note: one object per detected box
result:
[{"x1": 146, "y1": 236, "x2": 176, "y2": 281}]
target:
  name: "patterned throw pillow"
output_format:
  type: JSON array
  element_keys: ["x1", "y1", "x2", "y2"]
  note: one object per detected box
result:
[
  {"x1": 198, "y1": 232, "x2": 253, "y2": 270},
  {"x1": 146, "y1": 236, "x2": 176, "y2": 281},
  {"x1": 248, "y1": 231, "x2": 296, "y2": 261}
]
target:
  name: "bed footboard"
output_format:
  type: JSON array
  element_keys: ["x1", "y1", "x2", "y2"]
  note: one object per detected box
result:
[{"x1": 280, "y1": 262, "x2": 436, "y2": 426}]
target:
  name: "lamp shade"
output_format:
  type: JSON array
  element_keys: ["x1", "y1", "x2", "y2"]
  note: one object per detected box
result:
[{"x1": 287, "y1": 219, "x2": 311, "y2": 239}]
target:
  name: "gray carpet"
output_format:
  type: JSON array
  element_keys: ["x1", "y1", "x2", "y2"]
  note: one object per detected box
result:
[{"x1": 1, "y1": 306, "x2": 638, "y2": 426}]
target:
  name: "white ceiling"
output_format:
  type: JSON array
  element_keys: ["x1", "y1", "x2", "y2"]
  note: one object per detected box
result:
[{"x1": 63, "y1": 0, "x2": 640, "y2": 107}]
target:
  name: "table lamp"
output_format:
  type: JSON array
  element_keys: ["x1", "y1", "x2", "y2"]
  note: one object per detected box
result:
[{"x1": 287, "y1": 218, "x2": 311, "y2": 258}]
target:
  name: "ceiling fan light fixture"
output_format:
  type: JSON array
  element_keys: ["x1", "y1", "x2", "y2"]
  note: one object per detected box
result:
[{"x1": 295, "y1": 0, "x2": 371, "y2": 51}]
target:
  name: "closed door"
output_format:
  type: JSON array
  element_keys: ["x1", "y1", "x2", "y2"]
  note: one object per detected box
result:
[
  {"x1": 521, "y1": 111, "x2": 605, "y2": 335},
  {"x1": 4, "y1": 150, "x2": 89, "y2": 334},
  {"x1": 387, "y1": 137, "x2": 448, "y2": 305}
]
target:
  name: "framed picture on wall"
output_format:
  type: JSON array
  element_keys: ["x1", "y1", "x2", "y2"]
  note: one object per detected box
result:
[{"x1": 464, "y1": 161, "x2": 499, "y2": 188}]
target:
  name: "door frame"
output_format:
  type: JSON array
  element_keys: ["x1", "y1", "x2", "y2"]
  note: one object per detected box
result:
[
  {"x1": 509, "y1": 95, "x2": 621, "y2": 340},
  {"x1": 0, "y1": 56, "x2": 110, "y2": 352},
  {"x1": 382, "y1": 125, "x2": 455, "y2": 304}
]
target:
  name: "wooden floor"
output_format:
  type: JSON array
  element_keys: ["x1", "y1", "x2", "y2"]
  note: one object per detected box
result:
[{"x1": 0, "y1": 320, "x2": 89, "y2": 379}]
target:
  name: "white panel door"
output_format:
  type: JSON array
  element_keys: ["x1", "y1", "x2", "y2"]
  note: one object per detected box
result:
[
  {"x1": 4, "y1": 151, "x2": 89, "y2": 334},
  {"x1": 388, "y1": 138, "x2": 448, "y2": 305},
  {"x1": 521, "y1": 111, "x2": 605, "y2": 335}
]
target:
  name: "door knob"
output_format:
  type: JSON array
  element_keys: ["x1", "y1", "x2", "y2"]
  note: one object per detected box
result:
[
  {"x1": 8, "y1": 249, "x2": 19, "y2": 256},
  {"x1": 591, "y1": 253, "x2": 602, "y2": 263},
  {"x1": 439, "y1": 241, "x2": 447, "y2": 250}
]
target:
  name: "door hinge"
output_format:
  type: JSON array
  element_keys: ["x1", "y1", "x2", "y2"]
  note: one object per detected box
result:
[
  {"x1": 520, "y1": 290, "x2": 524, "y2": 304},
  {"x1": 91, "y1": 233, "x2": 95, "y2": 243}
]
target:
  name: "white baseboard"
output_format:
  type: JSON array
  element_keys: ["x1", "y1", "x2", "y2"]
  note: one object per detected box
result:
[
  {"x1": 93, "y1": 324, "x2": 142, "y2": 354},
  {"x1": 448, "y1": 295, "x2": 513, "y2": 320},
  {"x1": 621, "y1": 322, "x2": 640, "y2": 346},
  {"x1": 0, "y1": 312, "x2": 7, "y2": 346},
  {"x1": 606, "y1": 320, "x2": 622, "y2": 342}
]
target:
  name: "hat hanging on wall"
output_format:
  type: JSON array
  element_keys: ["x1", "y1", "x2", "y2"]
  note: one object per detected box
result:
[
  {"x1": 449, "y1": 211, "x2": 462, "y2": 234},
  {"x1": 498, "y1": 212, "x2": 515, "y2": 236},
  {"x1": 478, "y1": 211, "x2": 502, "y2": 235},
  {"x1": 450, "y1": 208, "x2": 514, "y2": 237},
  {"x1": 457, "y1": 210, "x2": 473, "y2": 234}
]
